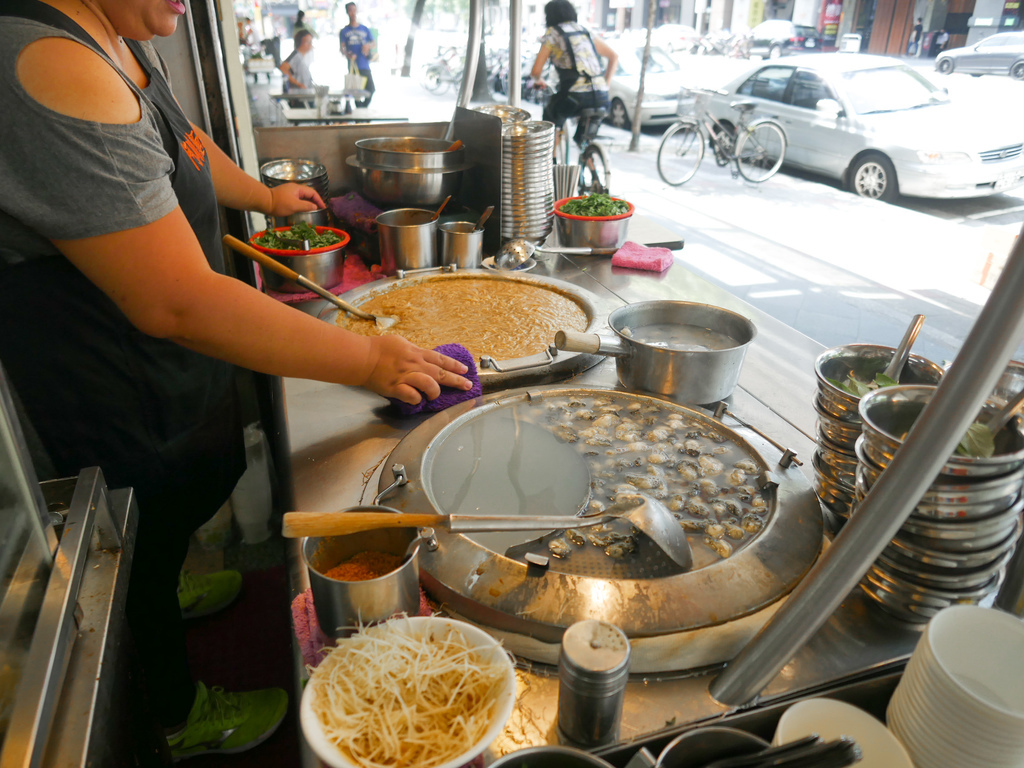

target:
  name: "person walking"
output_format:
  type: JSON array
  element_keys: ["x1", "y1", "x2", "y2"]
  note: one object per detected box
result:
[
  {"x1": 292, "y1": 9, "x2": 316, "y2": 39},
  {"x1": 339, "y1": 2, "x2": 375, "y2": 107},
  {"x1": 0, "y1": 0, "x2": 471, "y2": 762},
  {"x1": 530, "y1": 0, "x2": 618, "y2": 148},
  {"x1": 280, "y1": 28, "x2": 315, "y2": 92}
]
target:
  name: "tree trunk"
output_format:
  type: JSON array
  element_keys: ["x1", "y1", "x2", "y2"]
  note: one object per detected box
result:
[
  {"x1": 401, "y1": 0, "x2": 428, "y2": 78},
  {"x1": 629, "y1": 0, "x2": 659, "y2": 151}
]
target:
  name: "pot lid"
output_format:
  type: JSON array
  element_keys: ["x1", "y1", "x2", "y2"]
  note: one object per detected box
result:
[{"x1": 380, "y1": 386, "x2": 822, "y2": 645}]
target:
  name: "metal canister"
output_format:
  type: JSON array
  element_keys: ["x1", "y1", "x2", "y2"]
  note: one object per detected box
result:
[{"x1": 556, "y1": 620, "x2": 631, "y2": 747}]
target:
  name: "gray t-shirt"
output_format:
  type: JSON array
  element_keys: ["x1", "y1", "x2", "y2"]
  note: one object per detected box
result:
[
  {"x1": 0, "y1": 19, "x2": 178, "y2": 266},
  {"x1": 282, "y1": 48, "x2": 313, "y2": 90}
]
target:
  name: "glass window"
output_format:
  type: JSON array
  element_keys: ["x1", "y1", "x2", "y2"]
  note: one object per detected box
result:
[
  {"x1": 737, "y1": 66, "x2": 794, "y2": 102},
  {"x1": 787, "y1": 70, "x2": 835, "y2": 109},
  {"x1": 840, "y1": 65, "x2": 944, "y2": 114},
  {"x1": 615, "y1": 47, "x2": 680, "y2": 77}
]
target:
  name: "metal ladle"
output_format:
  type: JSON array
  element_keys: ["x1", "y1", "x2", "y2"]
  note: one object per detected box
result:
[
  {"x1": 224, "y1": 235, "x2": 397, "y2": 329},
  {"x1": 282, "y1": 495, "x2": 693, "y2": 570},
  {"x1": 494, "y1": 237, "x2": 687, "y2": 269},
  {"x1": 882, "y1": 313, "x2": 926, "y2": 380}
]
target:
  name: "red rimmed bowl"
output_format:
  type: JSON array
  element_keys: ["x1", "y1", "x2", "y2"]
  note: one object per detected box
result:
[
  {"x1": 248, "y1": 225, "x2": 350, "y2": 293},
  {"x1": 554, "y1": 196, "x2": 634, "y2": 250}
]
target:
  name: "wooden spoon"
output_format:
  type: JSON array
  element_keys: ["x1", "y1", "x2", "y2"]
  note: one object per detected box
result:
[
  {"x1": 447, "y1": 139, "x2": 464, "y2": 152},
  {"x1": 224, "y1": 235, "x2": 397, "y2": 329},
  {"x1": 431, "y1": 195, "x2": 452, "y2": 221}
]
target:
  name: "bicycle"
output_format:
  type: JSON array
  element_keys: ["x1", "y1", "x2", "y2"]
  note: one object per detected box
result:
[
  {"x1": 553, "y1": 105, "x2": 612, "y2": 196},
  {"x1": 656, "y1": 87, "x2": 787, "y2": 186}
]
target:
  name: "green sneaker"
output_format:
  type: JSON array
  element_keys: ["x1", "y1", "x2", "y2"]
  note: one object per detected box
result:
[
  {"x1": 167, "y1": 681, "x2": 288, "y2": 762},
  {"x1": 178, "y1": 570, "x2": 243, "y2": 619}
]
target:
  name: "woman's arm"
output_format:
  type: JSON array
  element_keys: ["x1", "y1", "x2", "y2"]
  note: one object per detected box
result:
[
  {"x1": 530, "y1": 44, "x2": 552, "y2": 81},
  {"x1": 593, "y1": 36, "x2": 618, "y2": 84},
  {"x1": 278, "y1": 59, "x2": 305, "y2": 90},
  {"x1": 191, "y1": 124, "x2": 323, "y2": 215},
  {"x1": 54, "y1": 210, "x2": 470, "y2": 404}
]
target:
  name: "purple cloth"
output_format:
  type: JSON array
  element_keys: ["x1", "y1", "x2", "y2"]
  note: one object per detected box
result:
[{"x1": 389, "y1": 343, "x2": 482, "y2": 416}]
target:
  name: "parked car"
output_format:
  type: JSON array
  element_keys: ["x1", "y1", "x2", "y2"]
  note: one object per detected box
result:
[
  {"x1": 705, "y1": 53, "x2": 1024, "y2": 201},
  {"x1": 935, "y1": 31, "x2": 1024, "y2": 79},
  {"x1": 605, "y1": 45, "x2": 684, "y2": 129},
  {"x1": 650, "y1": 23, "x2": 702, "y2": 53},
  {"x1": 748, "y1": 20, "x2": 822, "y2": 58}
]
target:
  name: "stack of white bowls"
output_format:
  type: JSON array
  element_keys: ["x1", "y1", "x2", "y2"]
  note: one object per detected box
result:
[
  {"x1": 855, "y1": 385, "x2": 1024, "y2": 623},
  {"x1": 888, "y1": 605, "x2": 1024, "y2": 768},
  {"x1": 812, "y1": 345, "x2": 944, "y2": 527},
  {"x1": 500, "y1": 120, "x2": 555, "y2": 244}
]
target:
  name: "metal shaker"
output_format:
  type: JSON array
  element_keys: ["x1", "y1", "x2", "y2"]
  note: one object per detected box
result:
[{"x1": 557, "y1": 620, "x2": 631, "y2": 747}]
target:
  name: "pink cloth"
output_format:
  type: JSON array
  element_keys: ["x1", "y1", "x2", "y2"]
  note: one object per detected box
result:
[
  {"x1": 611, "y1": 240, "x2": 674, "y2": 272},
  {"x1": 255, "y1": 252, "x2": 385, "y2": 305},
  {"x1": 292, "y1": 587, "x2": 434, "y2": 669}
]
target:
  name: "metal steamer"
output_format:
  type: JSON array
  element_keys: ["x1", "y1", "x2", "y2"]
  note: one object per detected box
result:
[
  {"x1": 321, "y1": 270, "x2": 617, "y2": 389},
  {"x1": 374, "y1": 387, "x2": 823, "y2": 673}
]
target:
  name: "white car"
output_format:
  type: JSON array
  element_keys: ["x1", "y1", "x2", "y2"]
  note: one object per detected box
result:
[
  {"x1": 606, "y1": 45, "x2": 684, "y2": 129},
  {"x1": 706, "y1": 53, "x2": 1024, "y2": 201},
  {"x1": 650, "y1": 24, "x2": 701, "y2": 53}
]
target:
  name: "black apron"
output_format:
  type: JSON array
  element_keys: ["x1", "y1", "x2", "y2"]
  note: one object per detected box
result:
[{"x1": 0, "y1": 1, "x2": 244, "y2": 504}]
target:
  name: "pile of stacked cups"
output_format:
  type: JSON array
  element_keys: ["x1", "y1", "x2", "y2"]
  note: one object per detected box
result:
[
  {"x1": 812, "y1": 344, "x2": 944, "y2": 528},
  {"x1": 887, "y1": 605, "x2": 1024, "y2": 768},
  {"x1": 855, "y1": 384, "x2": 1024, "y2": 623},
  {"x1": 500, "y1": 121, "x2": 555, "y2": 244}
]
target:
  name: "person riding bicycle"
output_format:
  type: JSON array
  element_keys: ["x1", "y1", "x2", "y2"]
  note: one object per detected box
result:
[{"x1": 530, "y1": 0, "x2": 618, "y2": 147}]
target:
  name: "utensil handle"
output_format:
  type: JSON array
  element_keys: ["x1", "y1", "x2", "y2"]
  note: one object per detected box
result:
[
  {"x1": 987, "y1": 387, "x2": 1024, "y2": 434},
  {"x1": 555, "y1": 330, "x2": 603, "y2": 354},
  {"x1": 223, "y1": 235, "x2": 377, "y2": 322},
  {"x1": 882, "y1": 313, "x2": 925, "y2": 380},
  {"x1": 282, "y1": 511, "x2": 445, "y2": 538},
  {"x1": 224, "y1": 234, "x2": 300, "y2": 281},
  {"x1": 448, "y1": 514, "x2": 608, "y2": 532}
]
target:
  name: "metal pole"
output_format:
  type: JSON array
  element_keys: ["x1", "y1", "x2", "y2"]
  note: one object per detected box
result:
[
  {"x1": 455, "y1": 0, "x2": 484, "y2": 113},
  {"x1": 710, "y1": 221, "x2": 1024, "y2": 706},
  {"x1": 509, "y1": 0, "x2": 523, "y2": 108}
]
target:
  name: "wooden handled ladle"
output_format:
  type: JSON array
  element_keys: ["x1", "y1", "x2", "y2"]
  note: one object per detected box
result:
[
  {"x1": 282, "y1": 496, "x2": 692, "y2": 570},
  {"x1": 224, "y1": 235, "x2": 396, "y2": 329}
]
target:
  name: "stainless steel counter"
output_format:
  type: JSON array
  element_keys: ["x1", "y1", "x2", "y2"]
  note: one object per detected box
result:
[{"x1": 280, "y1": 218, "x2": 921, "y2": 765}]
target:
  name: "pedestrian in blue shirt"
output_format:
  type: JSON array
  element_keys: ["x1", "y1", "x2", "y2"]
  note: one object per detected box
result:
[{"x1": 339, "y1": 2, "x2": 375, "y2": 107}]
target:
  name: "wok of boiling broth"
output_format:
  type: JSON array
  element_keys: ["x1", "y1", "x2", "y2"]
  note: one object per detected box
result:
[
  {"x1": 621, "y1": 322, "x2": 740, "y2": 352},
  {"x1": 337, "y1": 277, "x2": 589, "y2": 361}
]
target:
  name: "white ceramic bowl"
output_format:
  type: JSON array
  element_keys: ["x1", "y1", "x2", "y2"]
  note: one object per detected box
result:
[
  {"x1": 774, "y1": 698, "x2": 913, "y2": 768},
  {"x1": 300, "y1": 616, "x2": 517, "y2": 768}
]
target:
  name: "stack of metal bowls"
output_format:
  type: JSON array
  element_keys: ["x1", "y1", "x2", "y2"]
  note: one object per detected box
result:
[
  {"x1": 812, "y1": 344, "x2": 944, "y2": 527},
  {"x1": 473, "y1": 104, "x2": 530, "y2": 124},
  {"x1": 856, "y1": 385, "x2": 1024, "y2": 623},
  {"x1": 260, "y1": 159, "x2": 330, "y2": 203},
  {"x1": 500, "y1": 120, "x2": 555, "y2": 244}
]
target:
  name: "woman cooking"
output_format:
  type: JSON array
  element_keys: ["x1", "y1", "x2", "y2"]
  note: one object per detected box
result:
[{"x1": 0, "y1": 0, "x2": 471, "y2": 761}]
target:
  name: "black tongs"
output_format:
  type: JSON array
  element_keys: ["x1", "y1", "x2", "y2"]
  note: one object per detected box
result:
[{"x1": 701, "y1": 735, "x2": 862, "y2": 768}]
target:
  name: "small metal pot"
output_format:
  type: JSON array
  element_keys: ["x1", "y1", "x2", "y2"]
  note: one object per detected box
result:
[
  {"x1": 555, "y1": 301, "x2": 757, "y2": 405},
  {"x1": 268, "y1": 207, "x2": 331, "y2": 232},
  {"x1": 376, "y1": 208, "x2": 438, "y2": 276},
  {"x1": 301, "y1": 506, "x2": 420, "y2": 639},
  {"x1": 489, "y1": 746, "x2": 615, "y2": 768},
  {"x1": 554, "y1": 197, "x2": 634, "y2": 250},
  {"x1": 248, "y1": 226, "x2": 349, "y2": 293}
]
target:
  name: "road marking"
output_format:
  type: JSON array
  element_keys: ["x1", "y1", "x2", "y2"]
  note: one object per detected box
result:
[{"x1": 967, "y1": 204, "x2": 1024, "y2": 221}]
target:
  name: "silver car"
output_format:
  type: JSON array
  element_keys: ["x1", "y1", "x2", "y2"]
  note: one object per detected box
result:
[
  {"x1": 606, "y1": 44, "x2": 685, "y2": 129},
  {"x1": 706, "y1": 53, "x2": 1024, "y2": 201},
  {"x1": 935, "y1": 32, "x2": 1024, "y2": 79}
]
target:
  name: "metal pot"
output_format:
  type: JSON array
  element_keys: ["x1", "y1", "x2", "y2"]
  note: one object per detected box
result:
[
  {"x1": 376, "y1": 208, "x2": 438, "y2": 275},
  {"x1": 354, "y1": 136, "x2": 467, "y2": 170},
  {"x1": 555, "y1": 301, "x2": 757, "y2": 405},
  {"x1": 347, "y1": 158, "x2": 466, "y2": 207},
  {"x1": 554, "y1": 197, "x2": 634, "y2": 250},
  {"x1": 248, "y1": 226, "x2": 349, "y2": 293},
  {"x1": 489, "y1": 745, "x2": 615, "y2": 767},
  {"x1": 268, "y1": 207, "x2": 331, "y2": 233},
  {"x1": 301, "y1": 508, "x2": 420, "y2": 639}
]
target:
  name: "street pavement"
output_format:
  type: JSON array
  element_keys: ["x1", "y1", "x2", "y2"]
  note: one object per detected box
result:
[{"x1": 250, "y1": 50, "x2": 1024, "y2": 366}]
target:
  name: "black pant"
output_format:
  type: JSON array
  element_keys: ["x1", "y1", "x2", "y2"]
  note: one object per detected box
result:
[
  {"x1": 356, "y1": 67, "x2": 375, "y2": 107},
  {"x1": 543, "y1": 88, "x2": 609, "y2": 145}
]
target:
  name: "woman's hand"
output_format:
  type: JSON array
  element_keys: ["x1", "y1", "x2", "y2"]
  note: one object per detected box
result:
[
  {"x1": 361, "y1": 335, "x2": 472, "y2": 404},
  {"x1": 267, "y1": 183, "x2": 326, "y2": 216}
]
